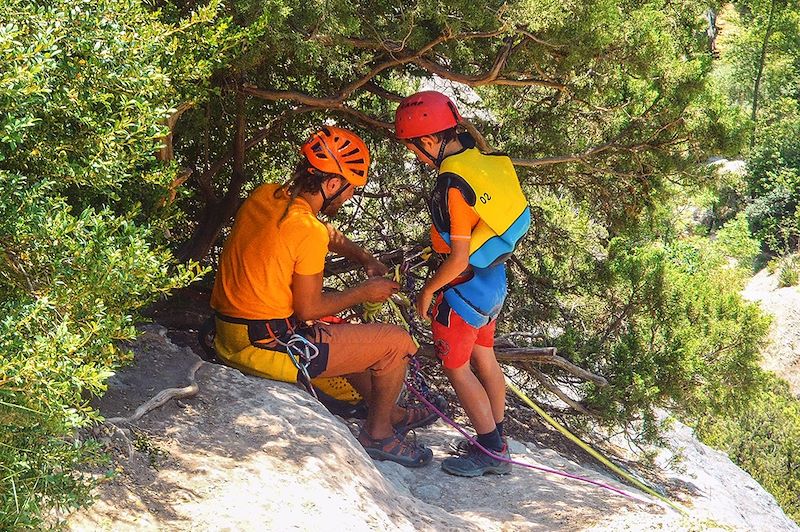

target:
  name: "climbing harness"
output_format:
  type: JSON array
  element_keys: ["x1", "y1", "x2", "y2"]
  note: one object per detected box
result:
[{"x1": 275, "y1": 333, "x2": 321, "y2": 400}]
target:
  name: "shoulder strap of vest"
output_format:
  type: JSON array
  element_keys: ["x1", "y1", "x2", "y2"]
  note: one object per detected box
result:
[{"x1": 429, "y1": 172, "x2": 477, "y2": 235}]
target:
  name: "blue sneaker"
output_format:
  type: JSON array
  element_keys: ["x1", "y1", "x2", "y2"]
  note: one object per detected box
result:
[{"x1": 441, "y1": 443, "x2": 511, "y2": 477}]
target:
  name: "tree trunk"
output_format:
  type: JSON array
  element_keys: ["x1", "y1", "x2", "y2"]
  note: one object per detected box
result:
[
  {"x1": 178, "y1": 92, "x2": 248, "y2": 263},
  {"x1": 751, "y1": 0, "x2": 778, "y2": 149}
]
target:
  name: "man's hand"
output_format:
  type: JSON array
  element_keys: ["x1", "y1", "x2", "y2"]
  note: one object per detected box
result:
[
  {"x1": 363, "y1": 257, "x2": 389, "y2": 278},
  {"x1": 415, "y1": 286, "x2": 435, "y2": 321},
  {"x1": 361, "y1": 277, "x2": 400, "y2": 303}
]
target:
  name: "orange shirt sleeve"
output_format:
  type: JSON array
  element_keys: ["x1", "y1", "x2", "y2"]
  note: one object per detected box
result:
[
  {"x1": 448, "y1": 187, "x2": 479, "y2": 238},
  {"x1": 430, "y1": 225, "x2": 450, "y2": 254},
  {"x1": 289, "y1": 216, "x2": 330, "y2": 275},
  {"x1": 430, "y1": 187, "x2": 480, "y2": 253}
]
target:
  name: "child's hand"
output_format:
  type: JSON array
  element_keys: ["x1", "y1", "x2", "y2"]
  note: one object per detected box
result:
[{"x1": 415, "y1": 288, "x2": 434, "y2": 321}]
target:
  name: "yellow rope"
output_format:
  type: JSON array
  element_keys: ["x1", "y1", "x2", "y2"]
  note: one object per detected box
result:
[
  {"x1": 363, "y1": 260, "x2": 684, "y2": 512},
  {"x1": 505, "y1": 378, "x2": 687, "y2": 514}
]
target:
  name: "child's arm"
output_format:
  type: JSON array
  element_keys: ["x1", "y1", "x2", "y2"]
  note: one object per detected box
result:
[{"x1": 415, "y1": 238, "x2": 470, "y2": 318}]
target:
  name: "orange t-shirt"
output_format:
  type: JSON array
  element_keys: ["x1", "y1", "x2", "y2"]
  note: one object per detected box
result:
[
  {"x1": 211, "y1": 183, "x2": 329, "y2": 320},
  {"x1": 430, "y1": 187, "x2": 480, "y2": 253}
]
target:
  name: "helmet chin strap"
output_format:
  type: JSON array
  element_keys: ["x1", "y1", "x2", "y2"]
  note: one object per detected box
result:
[
  {"x1": 434, "y1": 137, "x2": 449, "y2": 167},
  {"x1": 412, "y1": 137, "x2": 450, "y2": 168},
  {"x1": 320, "y1": 180, "x2": 351, "y2": 213}
]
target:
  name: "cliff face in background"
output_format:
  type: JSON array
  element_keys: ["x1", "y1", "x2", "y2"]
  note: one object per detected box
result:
[
  {"x1": 64, "y1": 326, "x2": 797, "y2": 531},
  {"x1": 743, "y1": 268, "x2": 800, "y2": 395}
]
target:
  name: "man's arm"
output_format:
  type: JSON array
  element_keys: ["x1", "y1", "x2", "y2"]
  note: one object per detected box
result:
[
  {"x1": 292, "y1": 271, "x2": 399, "y2": 321},
  {"x1": 325, "y1": 223, "x2": 388, "y2": 277}
]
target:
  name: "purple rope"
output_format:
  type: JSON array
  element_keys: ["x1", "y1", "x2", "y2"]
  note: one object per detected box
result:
[{"x1": 403, "y1": 378, "x2": 649, "y2": 504}]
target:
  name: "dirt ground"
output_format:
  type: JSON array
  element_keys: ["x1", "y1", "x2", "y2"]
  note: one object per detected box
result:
[
  {"x1": 63, "y1": 324, "x2": 797, "y2": 531},
  {"x1": 742, "y1": 267, "x2": 800, "y2": 395}
]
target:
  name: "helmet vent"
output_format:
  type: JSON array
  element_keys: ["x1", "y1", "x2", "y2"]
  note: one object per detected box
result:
[{"x1": 300, "y1": 125, "x2": 369, "y2": 186}]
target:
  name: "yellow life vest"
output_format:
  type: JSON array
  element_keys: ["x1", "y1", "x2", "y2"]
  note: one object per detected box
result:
[{"x1": 432, "y1": 147, "x2": 530, "y2": 268}]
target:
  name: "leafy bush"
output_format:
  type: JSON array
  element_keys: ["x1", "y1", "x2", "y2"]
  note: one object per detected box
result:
[
  {"x1": 0, "y1": 179, "x2": 201, "y2": 526},
  {"x1": 713, "y1": 212, "x2": 762, "y2": 271},
  {"x1": 512, "y1": 192, "x2": 769, "y2": 443},
  {"x1": 699, "y1": 162, "x2": 750, "y2": 231},
  {"x1": 0, "y1": 0, "x2": 218, "y2": 527},
  {"x1": 767, "y1": 254, "x2": 800, "y2": 287},
  {"x1": 745, "y1": 184, "x2": 800, "y2": 254},
  {"x1": 580, "y1": 237, "x2": 767, "y2": 433},
  {"x1": 780, "y1": 263, "x2": 800, "y2": 287}
]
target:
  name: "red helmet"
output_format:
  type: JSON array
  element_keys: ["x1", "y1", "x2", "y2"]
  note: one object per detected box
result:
[
  {"x1": 394, "y1": 91, "x2": 462, "y2": 139},
  {"x1": 301, "y1": 126, "x2": 369, "y2": 186}
]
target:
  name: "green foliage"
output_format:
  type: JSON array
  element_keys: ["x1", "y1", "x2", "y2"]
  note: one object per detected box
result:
[
  {"x1": 767, "y1": 253, "x2": 800, "y2": 287},
  {"x1": 582, "y1": 237, "x2": 766, "y2": 431},
  {"x1": 0, "y1": 0, "x2": 217, "y2": 527},
  {"x1": 714, "y1": 212, "x2": 762, "y2": 271},
  {"x1": 696, "y1": 374, "x2": 800, "y2": 522},
  {"x1": 745, "y1": 183, "x2": 800, "y2": 253},
  {"x1": 697, "y1": 162, "x2": 750, "y2": 231},
  {"x1": 743, "y1": 101, "x2": 800, "y2": 254},
  {"x1": 506, "y1": 187, "x2": 768, "y2": 442},
  {"x1": 712, "y1": 3, "x2": 800, "y2": 255}
]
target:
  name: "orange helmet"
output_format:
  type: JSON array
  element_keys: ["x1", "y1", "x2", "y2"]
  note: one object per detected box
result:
[{"x1": 301, "y1": 126, "x2": 369, "y2": 186}]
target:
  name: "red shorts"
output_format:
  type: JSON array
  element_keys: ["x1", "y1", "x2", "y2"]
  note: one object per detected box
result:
[{"x1": 430, "y1": 293, "x2": 496, "y2": 369}]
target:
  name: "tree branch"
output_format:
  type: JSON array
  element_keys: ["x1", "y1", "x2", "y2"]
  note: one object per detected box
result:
[
  {"x1": 242, "y1": 32, "x2": 453, "y2": 107},
  {"x1": 364, "y1": 81, "x2": 403, "y2": 102},
  {"x1": 522, "y1": 362, "x2": 596, "y2": 416},
  {"x1": 2, "y1": 247, "x2": 35, "y2": 293},
  {"x1": 157, "y1": 101, "x2": 195, "y2": 162},
  {"x1": 335, "y1": 105, "x2": 393, "y2": 132},
  {"x1": 461, "y1": 118, "x2": 495, "y2": 152},
  {"x1": 516, "y1": 26, "x2": 565, "y2": 49},
  {"x1": 495, "y1": 348, "x2": 608, "y2": 386},
  {"x1": 412, "y1": 57, "x2": 566, "y2": 90}
]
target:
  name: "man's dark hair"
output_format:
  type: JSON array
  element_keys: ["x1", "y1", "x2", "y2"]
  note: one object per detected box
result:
[{"x1": 275, "y1": 158, "x2": 341, "y2": 220}]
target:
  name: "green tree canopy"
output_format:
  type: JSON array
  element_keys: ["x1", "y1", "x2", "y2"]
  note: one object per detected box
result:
[{"x1": 1, "y1": 0, "x2": 780, "y2": 526}]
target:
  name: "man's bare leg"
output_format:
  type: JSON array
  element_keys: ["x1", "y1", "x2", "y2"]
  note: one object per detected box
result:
[
  {"x1": 345, "y1": 371, "x2": 407, "y2": 425},
  {"x1": 362, "y1": 362, "x2": 407, "y2": 439}
]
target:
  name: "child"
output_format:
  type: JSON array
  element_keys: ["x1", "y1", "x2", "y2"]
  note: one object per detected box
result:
[{"x1": 395, "y1": 91, "x2": 530, "y2": 476}]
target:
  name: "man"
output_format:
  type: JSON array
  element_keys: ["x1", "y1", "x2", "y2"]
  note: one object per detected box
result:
[
  {"x1": 395, "y1": 91, "x2": 530, "y2": 476},
  {"x1": 211, "y1": 126, "x2": 434, "y2": 467}
]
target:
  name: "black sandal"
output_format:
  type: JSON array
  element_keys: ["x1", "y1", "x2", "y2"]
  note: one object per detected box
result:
[{"x1": 357, "y1": 430, "x2": 433, "y2": 468}]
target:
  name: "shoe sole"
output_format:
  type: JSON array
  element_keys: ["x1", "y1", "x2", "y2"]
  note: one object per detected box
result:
[
  {"x1": 440, "y1": 463, "x2": 512, "y2": 477},
  {"x1": 365, "y1": 448, "x2": 433, "y2": 468}
]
